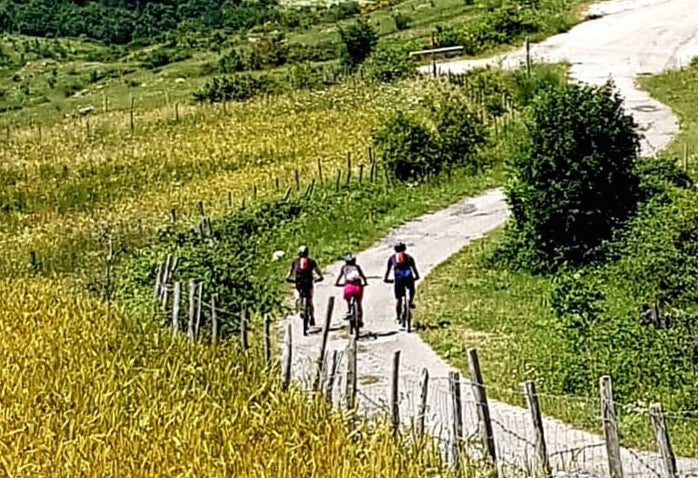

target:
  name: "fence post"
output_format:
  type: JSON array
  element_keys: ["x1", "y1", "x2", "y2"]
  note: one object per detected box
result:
[
  {"x1": 240, "y1": 310, "x2": 249, "y2": 351},
  {"x1": 317, "y1": 158, "x2": 324, "y2": 182},
  {"x1": 282, "y1": 322, "x2": 292, "y2": 390},
  {"x1": 524, "y1": 381, "x2": 551, "y2": 477},
  {"x1": 129, "y1": 93, "x2": 135, "y2": 133},
  {"x1": 390, "y1": 350, "x2": 401, "y2": 436},
  {"x1": 175, "y1": 102, "x2": 180, "y2": 122},
  {"x1": 335, "y1": 169, "x2": 341, "y2": 193},
  {"x1": 468, "y1": 348, "x2": 497, "y2": 470},
  {"x1": 525, "y1": 37, "x2": 531, "y2": 77},
  {"x1": 314, "y1": 297, "x2": 335, "y2": 391},
  {"x1": 171, "y1": 281, "x2": 181, "y2": 336},
  {"x1": 346, "y1": 153, "x2": 352, "y2": 185},
  {"x1": 194, "y1": 282, "x2": 203, "y2": 340},
  {"x1": 211, "y1": 294, "x2": 219, "y2": 345},
  {"x1": 684, "y1": 143, "x2": 689, "y2": 172},
  {"x1": 600, "y1": 375, "x2": 624, "y2": 478},
  {"x1": 294, "y1": 169, "x2": 300, "y2": 191},
  {"x1": 649, "y1": 403, "x2": 677, "y2": 478},
  {"x1": 264, "y1": 315, "x2": 272, "y2": 370},
  {"x1": 449, "y1": 371, "x2": 463, "y2": 469},
  {"x1": 358, "y1": 164, "x2": 364, "y2": 185},
  {"x1": 326, "y1": 349, "x2": 339, "y2": 402},
  {"x1": 187, "y1": 279, "x2": 196, "y2": 342},
  {"x1": 345, "y1": 337, "x2": 357, "y2": 410},
  {"x1": 417, "y1": 368, "x2": 429, "y2": 439},
  {"x1": 154, "y1": 262, "x2": 165, "y2": 302}
]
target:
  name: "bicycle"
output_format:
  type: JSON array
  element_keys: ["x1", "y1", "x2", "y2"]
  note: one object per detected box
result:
[
  {"x1": 385, "y1": 279, "x2": 412, "y2": 333},
  {"x1": 288, "y1": 277, "x2": 322, "y2": 336},
  {"x1": 336, "y1": 282, "x2": 365, "y2": 340}
]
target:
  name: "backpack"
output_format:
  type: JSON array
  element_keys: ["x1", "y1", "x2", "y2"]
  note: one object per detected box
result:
[
  {"x1": 394, "y1": 252, "x2": 407, "y2": 266},
  {"x1": 394, "y1": 253, "x2": 413, "y2": 281},
  {"x1": 345, "y1": 265, "x2": 361, "y2": 283},
  {"x1": 298, "y1": 257, "x2": 311, "y2": 272}
]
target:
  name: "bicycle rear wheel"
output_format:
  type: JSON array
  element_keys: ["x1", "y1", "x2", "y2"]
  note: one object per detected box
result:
[
  {"x1": 302, "y1": 297, "x2": 310, "y2": 336},
  {"x1": 352, "y1": 298, "x2": 360, "y2": 340}
]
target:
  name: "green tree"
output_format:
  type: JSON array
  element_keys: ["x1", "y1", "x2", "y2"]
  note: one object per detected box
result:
[
  {"x1": 362, "y1": 45, "x2": 414, "y2": 83},
  {"x1": 431, "y1": 91, "x2": 486, "y2": 171},
  {"x1": 373, "y1": 112, "x2": 436, "y2": 182},
  {"x1": 338, "y1": 19, "x2": 377, "y2": 70},
  {"x1": 505, "y1": 81, "x2": 641, "y2": 270}
]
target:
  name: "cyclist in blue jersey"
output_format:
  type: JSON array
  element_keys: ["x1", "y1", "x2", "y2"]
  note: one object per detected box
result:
[{"x1": 383, "y1": 242, "x2": 420, "y2": 323}]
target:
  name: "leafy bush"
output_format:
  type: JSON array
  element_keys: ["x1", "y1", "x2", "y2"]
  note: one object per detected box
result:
[
  {"x1": 431, "y1": 91, "x2": 486, "y2": 171},
  {"x1": 362, "y1": 45, "x2": 415, "y2": 83},
  {"x1": 339, "y1": 19, "x2": 378, "y2": 70},
  {"x1": 392, "y1": 12, "x2": 411, "y2": 31},
  {"x1": 373, "y1": 112, "x2": 437, "y2": 182},
  {"x1": 504, "y1": 82, "x2": 642, "y2": 271},
  {"x1": 193, "y1": 73, "x2": 278, "y2": 103},
  {"x1": 219, "y1": 48, "x2": 245, "y2": 73}
]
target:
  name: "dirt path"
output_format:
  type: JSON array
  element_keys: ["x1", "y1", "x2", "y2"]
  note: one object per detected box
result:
[{"x1": 288, "y1": 1, "x2": 698, "y2": 476}]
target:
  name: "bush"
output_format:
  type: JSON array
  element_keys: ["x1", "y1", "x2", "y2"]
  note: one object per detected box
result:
[
  {"x1": 504, "y1": 82, "x2": 642, "y2": 271},
  {"x1": 362, "y1": 45, "x2": 415, "y2": 83},
  {"x1": 193, "y1": 73, "x2": 278, "y2": 103},
  {"x1": 392, "y1": 12, "x2": 411, "y2": 31},
  {"x1": 431, "y1": 91, "x2": 486, "y2": 171},
  {"x1": 219, "y1": 49, "x2": 245, "y2": 73},
  {"x1": 339, "y1": 19, "x2": 378, "y2": 70},
  {"x1": 373, "y1": 112, "x2": 437, "y2": 182}
]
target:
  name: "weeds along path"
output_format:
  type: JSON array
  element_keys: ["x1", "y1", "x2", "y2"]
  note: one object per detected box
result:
[{"x1": 289, "y1": 0, "x2": 698, "y2": 476}]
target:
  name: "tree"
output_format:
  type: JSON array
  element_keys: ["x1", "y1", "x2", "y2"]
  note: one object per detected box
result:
[
  {"x1": 505, "y1": 81, "x2": 641, "y2": 270},
  {"x1": 338, "y1": 18, "x2": 377, "y2": 70},
  {"x1": 432, "y1": 91, "x2": 486, "y2": 171},
  {"x1": 362, "y1": 44, "x2": 414, "y2": 83}
]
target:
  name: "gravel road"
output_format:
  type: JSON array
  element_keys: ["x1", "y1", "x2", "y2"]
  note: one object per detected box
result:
[{"x1": 287, "y1": 1, "x2": 698, "y2": 476}]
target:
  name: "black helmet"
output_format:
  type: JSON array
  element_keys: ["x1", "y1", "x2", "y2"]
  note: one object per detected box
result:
[
  {"x1": 345, "y1": 253, "x2": 356, "y2": 264},
  {"x1": 394, "y1": 241, "x2": 406, "y2": 252},
  {"x1": 298, "y1": 245, "x2": 309, "y2": 257}
]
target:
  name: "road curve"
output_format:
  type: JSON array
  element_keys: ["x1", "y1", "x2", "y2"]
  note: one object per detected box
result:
[
  {"x1": 288, "y1": 1, "x2": 698, "y2": 476},
  {"x1": 423, "y1": 0, "x2": 698, "y2": 156}
]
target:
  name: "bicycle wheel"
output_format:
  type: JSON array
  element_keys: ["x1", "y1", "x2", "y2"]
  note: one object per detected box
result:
[
  {"x1": 405, "y1": 290, "x2": 412, "y2": 333},
  {"x1": 401, "y1": 292, "x2": 409, "y2": 331},
  {"x1": 352, "y1": 297, "x2": 360, "y2": 340}
]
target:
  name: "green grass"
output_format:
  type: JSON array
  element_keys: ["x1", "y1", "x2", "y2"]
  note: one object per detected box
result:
[{"x1": 416, "y1": 61, "x2": 698, "y2": 456}]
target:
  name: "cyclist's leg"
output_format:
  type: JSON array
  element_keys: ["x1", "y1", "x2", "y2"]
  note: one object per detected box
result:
[
  {"x1": 407, "y1": 279, "x2": 416, "y2": 308},
  {"x1": 355, "y1": 285, "x2": 364, "y2": 322},
  {"x1": 343, "y1": 284, "x2": 353, "y2": 316},
  {"x1": 394, "y1": 280, "x2": 405, "y2": 320}
]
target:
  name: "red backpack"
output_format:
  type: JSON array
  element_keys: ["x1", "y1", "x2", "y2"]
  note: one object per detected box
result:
[
  {"x1": 298, "y1": 257, "x2": 310, "y2": 271},
  {"x1": 394, "y1": 252, "x2": 407, "y2": 267}
]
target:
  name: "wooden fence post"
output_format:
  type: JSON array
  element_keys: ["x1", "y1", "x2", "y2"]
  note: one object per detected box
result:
[
  {"x1": 314, "y1": 297, "x2": 335, "y2": 391},
  {"x1": 326, "y1": 350, "x2": 339, "y2": 402},
  {"x1": 317, "y1": 158, "x2": 324, "y2": 182},
  {"x1": 449, "y1": 371, "x2": 463, "y2": 469},
  {"x1": 358, "y1": 164, "x2": 364, "y2": 185},
  {"x1": 175, "y1": 102, "x2": 180, "y2": 122},
  {"x1": 650, "y1": 403, "x2": 677, "y2": 478},
  {"x1": 390, "y1": 350, "x2": 401, "y2": 436},
  {"x1": 524, "y1": 381, "x2": 551, "y2": 477},
  {"x1": 264, "y1": 315, "x2": 272, "y2": 370},
  {"x1": 525, "y1": 37, "x2": 531, "y2": 77},
  {"x1": 346, "y1": 153, "x2": 352, "y2": 185},
  {"x1": 154, "y1": 262, "x2": 165, "y2": 301},
  {"x1": 240, "y1": 310, "x2": 249, "y2": 351},
  {"x1": 683, "y1": 143, "x2": 689, "y2": 172},
  {"x1": 468, "y1": 348, "x2": 497, "y2": 469},
  {"x1": 282, "y1": 322, "x2": 292, "y2": 390},
  {"x1": 129, "y1": 93, "x2": 135, "y2": 133},
  {"x1": 187, "y1": 279, "x2": 196, "y2": 342},
  {"x1": 171, "y1": 281, "x2": 181, "y2": 336},
  {"x1": 600, "y1": 375, "x2": 624, "y2": 478},
  {"x1": 211, "y1": 294, "x2": 219, "y2": 345},
  {"x1": 417, "y1": 368, "x2": 429, "y2": 439},
  {"x1": 194, "y1": 282, "x2": 203, "y2": 340},
  {"x1": 335, "y1": 169, "x2": 341, "y2": 193},
  {"x1": 345, "y1": 337, "x2": 357, "y2": 410},
  {"x1": 294, "y1": 169, "x2": 300, "y2": 191}
]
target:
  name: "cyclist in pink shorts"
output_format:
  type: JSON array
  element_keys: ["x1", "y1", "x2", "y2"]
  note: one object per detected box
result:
[{"x1": 334, "y1": 253, "x2": 369, "y2": 326}]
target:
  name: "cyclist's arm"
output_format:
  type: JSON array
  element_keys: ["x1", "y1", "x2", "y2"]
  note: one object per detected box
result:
[
  {"x1": 286, "y1": 262, "x2": 295, "y2": 281},
  {"x1": 334, "y1": 269, "x2": 344, "y2": 286},
  {"x1": 410, "y1": 257, "x2": 420, "y2": 280},
  {"x1": 383, "y1": 259, "x2": 392, "y2": 282},
  {"x1": 313, "y1": 263, "x2": 324, "y2": 281},
  {"x1": 357, "y1": 265, "x2": 369, "y2": 286}
]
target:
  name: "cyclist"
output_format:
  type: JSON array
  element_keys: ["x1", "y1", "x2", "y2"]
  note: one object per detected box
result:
[
  {"x1": 383, "y1": 242, "x2": 420, "y2": 326},
  {"x1": 334, "y1": 253, "x2": 368, "y2": 327},
  {"x1": 287, "y1": 245, "x2": 323, "y2": 325}
]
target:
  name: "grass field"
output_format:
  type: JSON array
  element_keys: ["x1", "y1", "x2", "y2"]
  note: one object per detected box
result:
[{"x1": 416, "y1": 61, "x2": 698, "y2": 456}]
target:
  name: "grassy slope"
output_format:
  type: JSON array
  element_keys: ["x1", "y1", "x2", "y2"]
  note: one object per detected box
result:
[{"x1": 416, "y1": 62, "x2": 698, "y2": 454}]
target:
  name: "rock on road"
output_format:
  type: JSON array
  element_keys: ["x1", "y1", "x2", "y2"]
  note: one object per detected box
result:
[{"x1": 287, "y1": 1, "x2": 698, "y2": 476}]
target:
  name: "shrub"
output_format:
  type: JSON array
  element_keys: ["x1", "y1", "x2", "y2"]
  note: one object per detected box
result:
[
  {"x1": 431, "y1": 91, "x2": 486, "y2": 171},
  {"x1": 339, "y1": 19, "x2": 378, "y2": 70},
  {"x1": 392, "y1": 12, "x2": 411, "y2": 31},
  {"x1": 193, "y1": 73, "x2": 278, "y2": 103},
  {"x1": 219, "y1": 48, "x2": 245, "y2": 73},
  {"x1": 504, "y1": 82, "x2": 642, "y2": 271},
  {"x1": 373, "y1": 112, "x2": 436, "y2": 182},
  {"x1": 362, "y1": 45, "x2": 415, "y2": 83}
]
